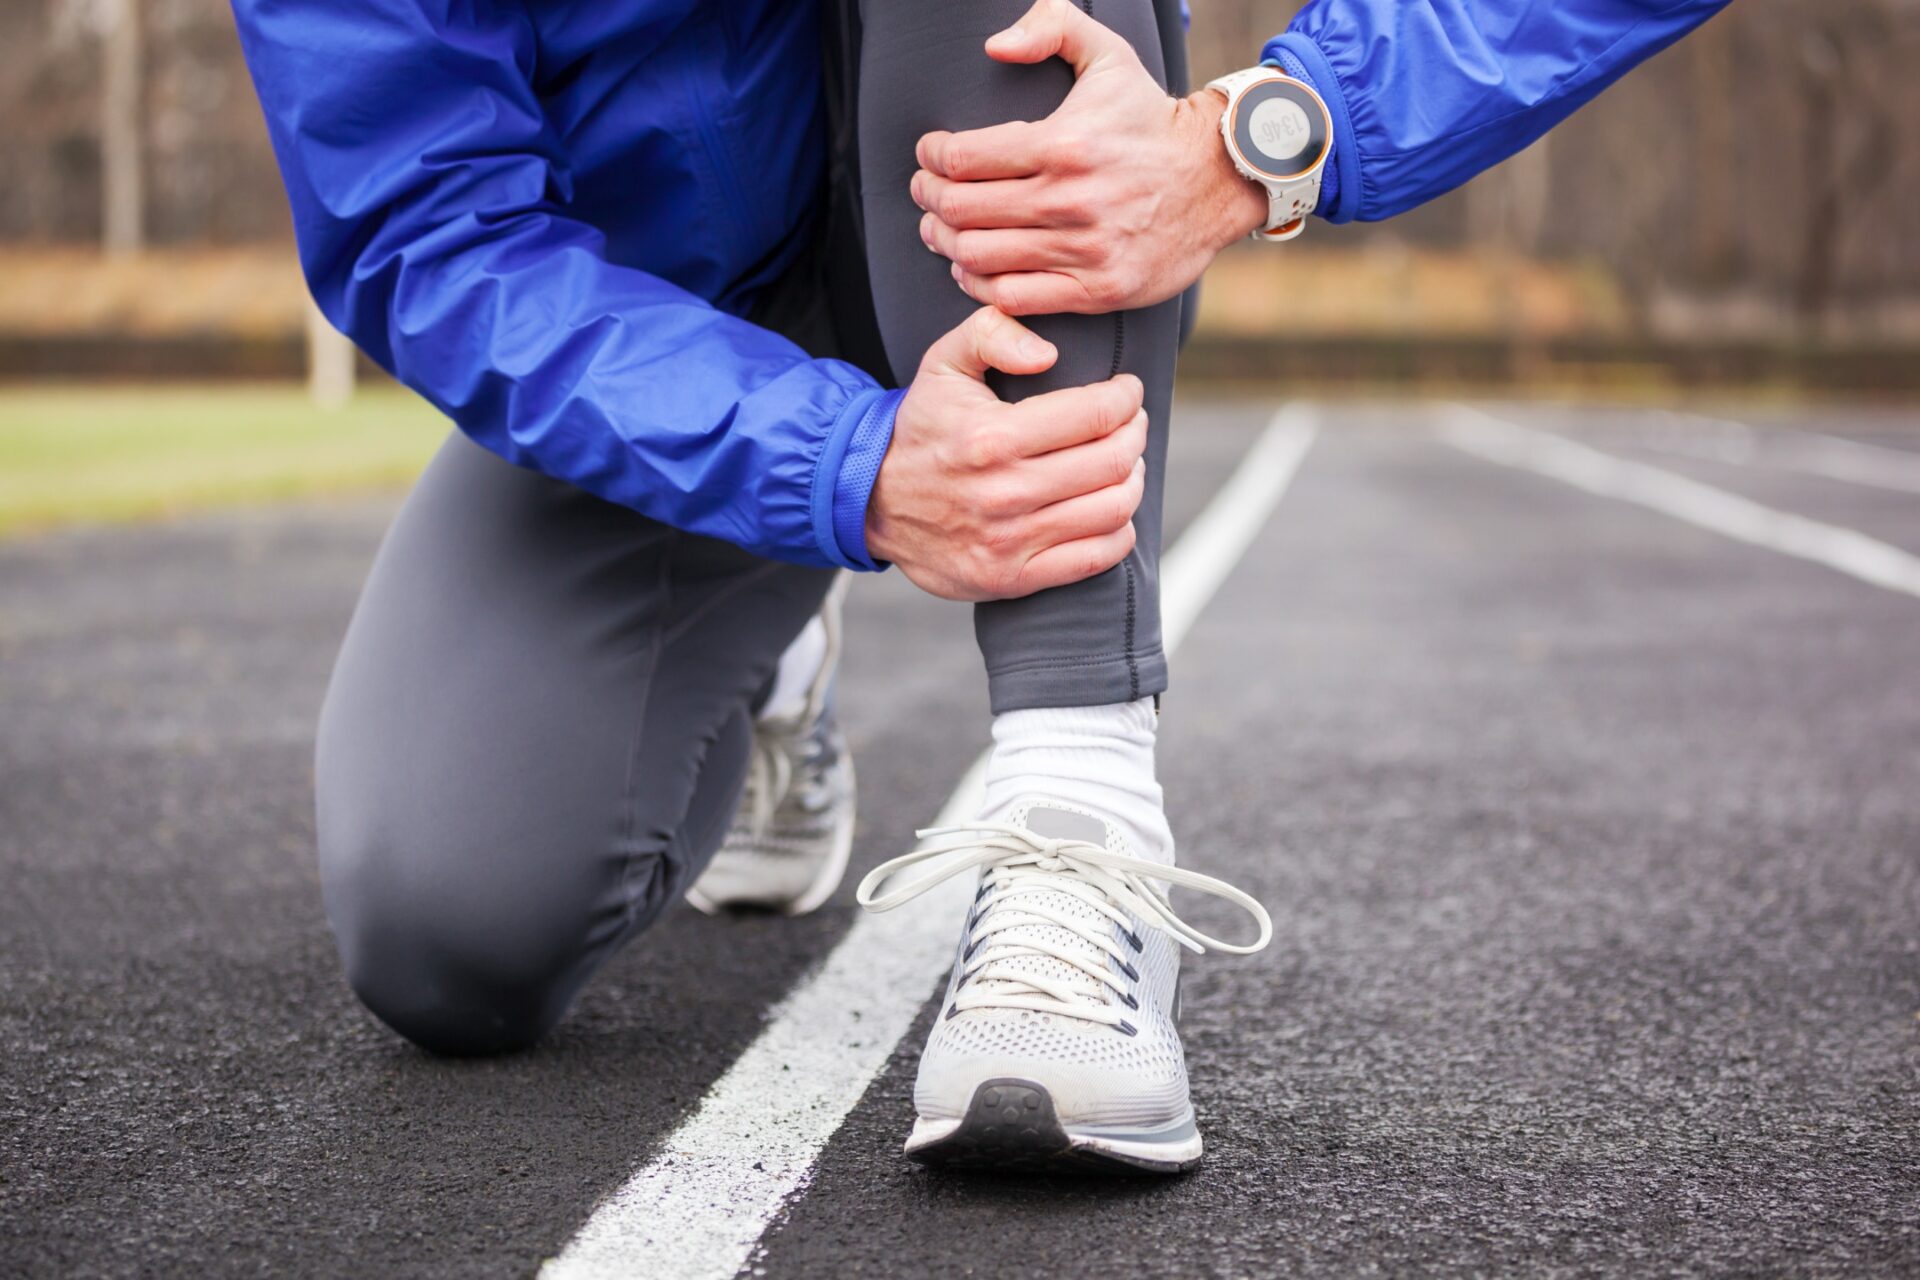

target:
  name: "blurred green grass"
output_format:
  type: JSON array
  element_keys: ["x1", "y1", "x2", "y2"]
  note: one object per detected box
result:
[{"x1": 0, "y1": 384, "x2": 447, "y2": 537}]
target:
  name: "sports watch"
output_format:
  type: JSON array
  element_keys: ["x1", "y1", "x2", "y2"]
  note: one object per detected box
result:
[{"x1": 1205, "y1": 68, "x2": 1333, "y2": 243}]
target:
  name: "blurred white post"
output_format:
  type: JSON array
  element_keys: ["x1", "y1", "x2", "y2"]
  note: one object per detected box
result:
[
  {"x1": 1506, "y1": 136, "x2": 1551, "y2": 254},
  {"x1": 1469, "y1": 137, "x2": 1551, "y2": 254},
  {"x1": 101, "y1": 0, "x2": 144, "y2": 256},
  {"x1": 1470, "y1": 139, "x2": 1553, "y2": 382},
  {"x1": 306, "y1": 296, "x2": 357, "y2": 408}
]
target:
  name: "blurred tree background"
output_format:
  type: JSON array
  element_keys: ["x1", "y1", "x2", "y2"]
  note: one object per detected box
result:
[
  {"x1": 1189, "y1": 0, "x2": 1920, "y2": 338},
  {"x1": 2, "y1": 0, "x2": 1918, "y2": 381}
]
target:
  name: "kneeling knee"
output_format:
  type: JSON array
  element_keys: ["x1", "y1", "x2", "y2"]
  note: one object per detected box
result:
[{"x1": 322, "y1": 842, "x2": 588, "y2": 1057}]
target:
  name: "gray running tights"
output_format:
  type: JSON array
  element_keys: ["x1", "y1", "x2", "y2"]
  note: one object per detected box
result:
[{"x1": 318, "y1": 0, "x2": 1184, "y2": 1054}]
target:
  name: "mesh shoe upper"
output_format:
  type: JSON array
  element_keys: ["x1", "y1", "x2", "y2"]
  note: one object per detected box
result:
[
  {"x1": 687, "y1": 576, "x2": 854, "y2": 916},
  {"x1": 690, "y1": 711, "x2": 853, "y2": 911},
  {"x1": 856, "y1": 798, "x2": 1271, "y2": 1131}
]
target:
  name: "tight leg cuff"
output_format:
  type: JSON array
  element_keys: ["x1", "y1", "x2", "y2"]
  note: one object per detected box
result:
[{"x1": 984, "y1": 648, "x2": 1169, "y2": 715}]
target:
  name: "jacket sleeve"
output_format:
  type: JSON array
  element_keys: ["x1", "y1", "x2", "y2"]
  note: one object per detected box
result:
[
  {"x1": 231, "y1": 0, "x2": 898, "y2": 570},
  {"x1": 1264, "y1": 0, "x2": 1733, "y2": 225}
]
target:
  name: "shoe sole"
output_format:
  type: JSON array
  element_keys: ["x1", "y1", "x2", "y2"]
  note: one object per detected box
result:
[{"x1": 904, "y1": 1079, "x2": 1202, "y2": 1175}]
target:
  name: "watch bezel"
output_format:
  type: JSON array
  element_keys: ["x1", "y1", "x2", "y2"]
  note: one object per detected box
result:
[{"x1": 1227, "y1": 76, "x2": 1330, "y2": 183}]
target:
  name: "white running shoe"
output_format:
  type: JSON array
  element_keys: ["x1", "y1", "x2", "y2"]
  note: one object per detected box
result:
[
  {"x1": 856, "y1": 798, "x2": 1271, "y2": 1173},
  {"x1": 686, "y1": 580, "x2": 856, "y2": 917}
]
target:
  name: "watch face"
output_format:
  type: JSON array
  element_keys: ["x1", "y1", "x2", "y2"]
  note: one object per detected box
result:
[{"x1": 1232, "y1": 78, "x2": 1328, "y2": 181}]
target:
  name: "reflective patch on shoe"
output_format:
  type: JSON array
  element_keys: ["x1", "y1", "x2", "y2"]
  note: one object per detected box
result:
[{"x1": 1021, "y1": 807, "x2": 1109, "y2": 846}]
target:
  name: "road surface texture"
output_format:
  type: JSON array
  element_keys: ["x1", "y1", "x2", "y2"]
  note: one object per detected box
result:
[{"x1": 2, "y1": 400, "x2": 1915, "y2": 1277}]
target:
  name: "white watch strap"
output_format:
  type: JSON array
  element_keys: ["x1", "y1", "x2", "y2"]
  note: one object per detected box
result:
[{"x1": 1207, "y1": 67, "x2": 1325, "y2": 242}]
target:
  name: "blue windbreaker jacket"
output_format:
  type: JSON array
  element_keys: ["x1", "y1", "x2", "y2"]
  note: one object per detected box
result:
[{"x1": 232, "y1": 0, "x2": 1730, "y2": 571}]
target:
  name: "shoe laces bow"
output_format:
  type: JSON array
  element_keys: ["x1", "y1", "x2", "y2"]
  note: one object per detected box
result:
[{"x1": 855, "y1": 823, "x2": 1273, "y2": 1029}]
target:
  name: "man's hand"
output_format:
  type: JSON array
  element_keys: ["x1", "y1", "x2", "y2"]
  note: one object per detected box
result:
[
  {"x1": 867, "y1": 306, "x2": 1147, "y2": 602},
  {"x1": 910, "y1": 0, "x2": 1267, "y2": 317}
]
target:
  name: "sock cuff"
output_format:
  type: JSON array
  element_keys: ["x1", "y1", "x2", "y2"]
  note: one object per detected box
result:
[{"x1": 990, "y1": 697, "x2": 1158, "y2": 747}]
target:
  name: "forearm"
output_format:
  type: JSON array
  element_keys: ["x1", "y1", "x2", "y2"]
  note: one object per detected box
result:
[
  {"x1": 1271, "y1": 0, "x2": 1734, "y2": 224},
  {"x1": 235, "y1": 0, "x2": 888, "y2": 570},
  {"x1": 912, "y1": 0, "x2": 1735, "y2": 318},
  {"x1": 314, "y1": 205, "x2": 887, "y2": 569}
]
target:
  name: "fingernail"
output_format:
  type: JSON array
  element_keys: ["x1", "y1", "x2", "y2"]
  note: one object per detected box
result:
[
  {"x1": 920, "y1": 212, "x2": 936, "y2": 248},
  {"x1": 1018, "y1": 333, "x2": 1052, "y2": 360}
]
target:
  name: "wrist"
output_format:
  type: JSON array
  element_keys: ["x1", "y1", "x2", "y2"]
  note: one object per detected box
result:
[{"x1": 1183, "y1": 89, "x2": 1269, "y2": 249}]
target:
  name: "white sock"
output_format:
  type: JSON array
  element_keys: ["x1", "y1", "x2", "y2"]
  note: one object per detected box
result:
[
  {"x1": 979, "y1": 697, "x2": 1173, "y2": 865},
  {"x1": 761, "y1": 615, "x2": 827, "y2": 722}
]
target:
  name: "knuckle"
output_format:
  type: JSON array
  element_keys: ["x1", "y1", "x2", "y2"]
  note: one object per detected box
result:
[
  {"x1": 1050, "y1": 127, "x2": 1088, "y2": 159},
  {"x1": 1087, "y1": 274, "x2": 1127, "y2": 309},
  {"x1": 1069, "y1": 232, "x2": 1108, "y2": 266},
  {"x1": 937, "y1": 438, "x2": 975, "y2": 476},
  {"x1": 969, "y1": 547, "x2": 1020, "y2": 598},
  {"x1": 972, "y1": 475, "x2": 1011, "y2": 516},
  {"x1": 981, "y1": 515, "x2": 1023, "y2": 551},
  {"x1": 969, "y1": 427, "x2": 1023, "y2": 475},
  {"x1": 977, "y1": 426, "x2": 1016, "y2": 464},
  {"x1": 941, "y1": 139, "x2": 972, "y2": 177}
]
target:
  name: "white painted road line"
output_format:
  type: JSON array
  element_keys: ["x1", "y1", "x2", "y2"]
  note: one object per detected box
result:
[
  {"x1": 1613, "y1": 409, "x2": 1920, "y2": 496},
  {"x1": 541, "y1": 405, "x2": 1321, "y2": 1280},
  {"x1": 1439, "y1": 406, "x2": 1920, "y2": 601}
]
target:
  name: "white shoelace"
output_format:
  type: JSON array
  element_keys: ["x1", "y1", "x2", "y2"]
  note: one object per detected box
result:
[{"x1": 856, "y1": 823, "x2": 1273, "y2": 1030}]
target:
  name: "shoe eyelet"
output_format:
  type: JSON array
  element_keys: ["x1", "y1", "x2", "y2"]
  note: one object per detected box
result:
[
  {"x1": 1117, "y1": 1020, "x2": 1138, "y2": 1037},
  {"x1": 1119, "y1": 961, "x2": 1138, "y2": 982},
  {"x1": 945, "y1": 1003, "x2": 959, "y2": 1020},
  {"x1": 1126, "y1": 930, "x2": 1143, "y2": 953},
  {"x1": 1121, "y1": 993, "x2": 1139, "y2": 1011}
]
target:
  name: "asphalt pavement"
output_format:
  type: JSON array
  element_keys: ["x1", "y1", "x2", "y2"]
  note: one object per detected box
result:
[{"x1": 2, "y1": 400, "x2": 1915, "y2": 1277}]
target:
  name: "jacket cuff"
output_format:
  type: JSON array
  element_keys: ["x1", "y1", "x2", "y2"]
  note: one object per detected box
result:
[
  {"x1": 812, "y1": 386, "x2": 905, "y2": 572},
  {"x1": 1262, "y1": 32, "x2": 1361, "y2": 225}
]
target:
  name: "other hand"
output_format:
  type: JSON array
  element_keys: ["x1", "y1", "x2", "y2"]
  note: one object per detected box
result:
[
  {"x1": 910, "y1": 0, "x2": 1267, "y2": 317},
  {"x1": 867, "y1": 306, "x2": 1147, "y2": 601}
]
